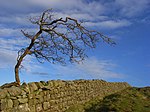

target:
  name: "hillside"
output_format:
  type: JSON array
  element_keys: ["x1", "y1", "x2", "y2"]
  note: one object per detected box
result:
[{"x1": 66, "y1": 87, "x2": 150, "y2": 112}]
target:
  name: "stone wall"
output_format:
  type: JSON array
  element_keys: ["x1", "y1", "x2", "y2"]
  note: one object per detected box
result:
[{"x1": 0, "y1": 80, "x2": 130, "y2": 112}]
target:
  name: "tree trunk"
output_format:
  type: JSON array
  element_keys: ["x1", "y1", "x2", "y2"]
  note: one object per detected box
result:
[
  {"x1": 15, "y1": 65, "x2": 21, "y2": 85},
  {"x1": 14, "y1": 30, "x2": 42, "y2": 85},
  {"x1": 14, "y1": 48, "x2": 29, "y2": 85}
]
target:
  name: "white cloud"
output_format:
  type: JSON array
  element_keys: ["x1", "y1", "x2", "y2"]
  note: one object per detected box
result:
[
  {"x1": 21, "y1": 56, "x2": 44, "y2": 73},
  {"x1": 54, "y1": 12, "x2": 109, "y2": 22},
  {"x1": 0, "y1": 28, "x2": 21, "y2": 37},
  {"x1": 2, "y1": 0, "x2": 143, "y2": 32},
  {"x1": 0, "y1": 46, "x2": 44, "y2": 75},
  {"x1": 28, "y1": 0, "x2": 105, "y2": 14},
  {"x1": 0, "y1": 16, "x2": 28, "y2": 26},
  {"x1": 0, "y1": 0, "x2": 149, "y2": 25},
  {"x1": 0, "y1": 37, "x2": 29, "y2": 51},
  {"x1": 85, "y1": 19, "x2": 131, "y2": 29},
  {"x1": 115, "y1": 0, "x2": 150, "y2": 17},
  {"x1": 0, "y1": 27, "x2": 39, "y2": 38},
  {"x1": 0, "y1": 50, "x2": 16, "y2": 68},
  {"x1": 0, "y1": 37, "x2": 26, "y2": 68},
  {"x1": 28, "y1": 0, "x2": 150, "y2": 18},
  {"x1": 52, "y1": 57, "x2": 123, "y2": 79},
  {"x1": 141, "y1": 15, "x2": 150, "y2": 23},
  {"x1": 0, "y1": 37, "x2": 46, "y2": 76},
  {"x1": 0, "y1": 38, "x2": 28, "y2": 68},
  {"x1": 29, "y1": 0, "x2": 81, "y2": 8},
  {"x1": 0, "y1": 0, "x2": 106, "y2": 25}
]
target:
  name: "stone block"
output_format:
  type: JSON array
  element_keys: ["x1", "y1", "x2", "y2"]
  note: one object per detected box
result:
[
  {"x1": 28, "y1": 82, "x2": 38, "y2": 93},
  {"x1": 17, "y1": 103, "x2": 30, "y2": 112},
  {"x1": 43, "y1": 102, "x2": 50, "y2": 110},
  {"x1": 13, "y1": 99, "x2": 19, "y2": 107},
  {"x1": 1, "y1": 99, "x2": 13, "y2": 110},
  {"x1": 0, "y1": 89, "x2": 8, "y2": 99},
  {"x1": 36, "y1": 103, "x2": 43, "y2": 112},
  {"x1": 7, "y1": 87, "x2": 22, "y2": 97},
  {"x1": 18, "y1": 98, "x2": 28, "y2": 104}
]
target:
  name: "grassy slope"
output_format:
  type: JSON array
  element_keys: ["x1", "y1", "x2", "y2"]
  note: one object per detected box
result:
[{"x1": 66, "y1": 87, "x2": 150, "y2": 112}]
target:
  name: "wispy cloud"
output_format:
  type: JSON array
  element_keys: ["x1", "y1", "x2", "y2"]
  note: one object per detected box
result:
[
  {"x1": 2, "y1": 0, "x2": 149, "y2": 32},
  {"x1": 52, "y1": 57, "x2": 123, "y2": 79},
  {"x1": 0, "y1": 28, "x2": 21, "y2": 37},
  {"x1": 28, "y1": 0, "x2": 106, "y2": 14},
  {"x1": 0, "y1": 37, "x2": 48, "y2": 76},
  {"x1": 85, "y1": 19, "x2": 131, "y2": 29},
  {"x1": 27, "y1": 0, "x2": 150, "y2": 18},
  {"x1": 0, "y1": 38, "x2": 28, "y2": 68},
  {"x1": 32, "y1": 72, "x2": 49, "y2": 76},
  {"x1": 0, "y1": 50, "x2": 16, "y2": 68},
  {"x1": 0, "y1": 37, "x2": 29, "y2": 50},
  {"x1": 115, "y1": 0, "x2": 150, "y2": 17},
  {"x1": 0, "y1": 48, "x2": 45, "y2": 75},
  {"x1": 0, "y1": 16, "x2": 28, "y2": 27},
  {"x1": 21, "y1": 56, "x2": 46, "y2": 73}
]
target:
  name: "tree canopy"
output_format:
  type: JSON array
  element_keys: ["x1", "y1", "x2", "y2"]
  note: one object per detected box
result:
[{"x1": 14, "y1": 9, "x2": 115, "y2": 85}]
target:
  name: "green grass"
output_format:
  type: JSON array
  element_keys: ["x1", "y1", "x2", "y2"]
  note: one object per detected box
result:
[{"x1": 66, "y1": 87, "x2": 150, "y2": 112}]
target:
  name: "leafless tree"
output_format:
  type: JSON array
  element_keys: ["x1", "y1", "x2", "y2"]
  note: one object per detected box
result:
[{"x1": 14, "y1": 9, "x2": 115, "y2": 85}]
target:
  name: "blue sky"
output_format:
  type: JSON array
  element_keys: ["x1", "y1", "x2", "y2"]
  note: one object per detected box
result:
[{"x1": 0, "y1": 0, "x2": 150, "y2": 87}]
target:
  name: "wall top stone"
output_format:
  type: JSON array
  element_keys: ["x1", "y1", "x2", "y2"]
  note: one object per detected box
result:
[{"x1": 0, "y1": 80, "x2": 130, "y2": 98}]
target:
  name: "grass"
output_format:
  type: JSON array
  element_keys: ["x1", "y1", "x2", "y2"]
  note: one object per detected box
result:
[{"x1": 66, "y1": 87, "x2": 150, "y2": 112}]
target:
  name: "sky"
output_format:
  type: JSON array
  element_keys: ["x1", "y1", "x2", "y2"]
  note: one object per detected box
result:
[{"x1": 0, "y1": 0, "x2": 150, "y2": 87}]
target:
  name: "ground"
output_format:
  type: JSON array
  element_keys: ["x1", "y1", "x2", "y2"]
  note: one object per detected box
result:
[{"x1": 66, "y1": 87, "x2": 150, "y2": 112}]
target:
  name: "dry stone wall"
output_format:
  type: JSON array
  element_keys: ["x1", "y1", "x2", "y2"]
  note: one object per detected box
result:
[{"x1": 0, "y1": 80, "x2": 130, "y2": 112}]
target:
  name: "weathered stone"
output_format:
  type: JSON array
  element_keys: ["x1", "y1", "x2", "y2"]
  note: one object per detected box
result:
[
  {"x1": 18, "y1": 103, "x2": 30, "y2": 112},
  {"x1": 36, "y1": 104, "x2": 43, "y2": 112},
  {"x1": 43, "y1": 102, "x2": 50, "y2": 110},
  {"x1": 28, "y1": 93, "x2": 35, "y2": 99},
  {"x1": 29, "y1": 105, "x2": 36, "y2": 112},
  {"x1": 35, "y1": 82, "x2": 44, "y2": 89},
  {"x1": 0, "y1": 80, "x2": 130, "y2": 112},
  {"x1": 35, "y1": 95, "x2": 44, "y2": 103},
  {"x1": 13, "y1": 99, "x2": 19, "y2": 107},
  {"x1": 21, "y1": 91, "x2": 27, "y2": 96},
  {"x1": 7, "y1": 99, "x2": 13, "y2": 108},
  {"x1": 7, "y1": 87, "x2": 22, "y2": 96},
  {"x1": 41, "y1": 86, "x2": 51, "y2": 90},
  {"x1": 28, "y1": 82, "x2": 38, "y2": 92},
  {"x1": 0, "y1": 89, "x2": 8, "y2": 99},
  {"x1": 18, "y1": 98, "x2": 28, "y2": 104},
  {"x1": 1, "y1": 99, "x2": 13, "y2": 110},
  {"x1": 47, "y1": 81, "x2": 54, "y2": 86},
  {"x1": 21, "y1": 83, "x2": 30, "y2": 94},
  {"x1": 22, "y1": 94, "x2": 27, "y2": 98},
  {"x1": 40, "y1": 81, "x2": 47, "y2": 86},
  {"x1": 10, "y1": 96, "x2": 17, "y2": 100},
  {"x1": 1, "y1": 100, "x2": 6, "y2": 110},
  {"x1": 21, "y1": 82, "x2": 28, "y2": 88},
  {"x1": 28, "y1": 99, "x2": 35, "y2": 106}
]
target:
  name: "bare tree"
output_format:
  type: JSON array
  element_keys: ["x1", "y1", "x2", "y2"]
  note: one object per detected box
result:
[{"x1": 14, "y1": 9, "x2": 115, "y2": 85}]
